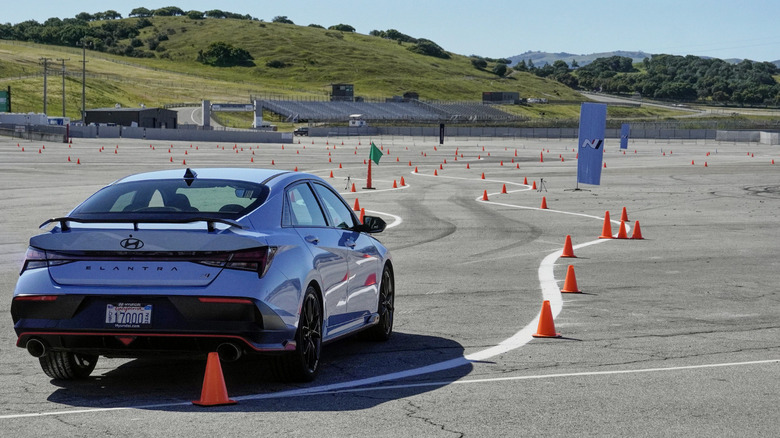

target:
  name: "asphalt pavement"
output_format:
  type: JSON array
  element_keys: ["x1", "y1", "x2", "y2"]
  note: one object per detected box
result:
[{"x1": 0, "y1": 134, "x2": 777, "y2": 437}]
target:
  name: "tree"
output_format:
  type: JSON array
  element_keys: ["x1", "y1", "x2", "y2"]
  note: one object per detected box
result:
[
  {"x1": 493, "y1": 63, "x2": 508, "y2": 77},
  {"x1": 272, "y1": 16, "x2": 294, "y2": 24},
  {"x1": 309, "y1": 24, "x2": 325, "y2": 29},
  {"x1": 186, "y1": 10, "x2": 204, "y2": 20},
  {"x1": 205, "y1": 9, "x2": 226, "y2": 18},
  {"x1": 197, "y1": 41, "x2": 254, "y2": 67},
  {"x1": 129, "y1": 8, "x2": 152, "y2": 17},
  {"x1": 384, "y1": 29, "x2": 416, "y2": 43},
  {"x1": 103, "y1": 10, "x2": 122, "y2": 20},
  {"x1": 75, "y1": 12, "x2": 94, "y2": 22},
  {"x1": 471, "y1": 58, "x2": 487, "y2": 69},
  {"x1": 153, "y1": 7, "x2": 184, "y2": 16},
  {"x1": 407, "y1": 39, "x2": 450, "y2": 59},
  {"x1": 328, "y1": 24, "x2": 355, "y2": 32}
]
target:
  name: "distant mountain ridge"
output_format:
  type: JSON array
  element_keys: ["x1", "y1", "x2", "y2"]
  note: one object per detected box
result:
[
  {"x1": 508, "y1": 50, "x2": 651, "y2": 67},
  {"x1": 508, "y1": 50, "x2": 780, "y2": 68}
]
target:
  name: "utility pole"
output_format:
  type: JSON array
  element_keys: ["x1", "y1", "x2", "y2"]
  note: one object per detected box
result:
[
  {"x1": 77, "y1": 39, "x2": 91, "y2": 121},
  {"x1": 39, "y1": 57, "x2": 52, "y2": 114},
  {"x1": 56, "y1": 58, "x2": 69, "y2": 117}
]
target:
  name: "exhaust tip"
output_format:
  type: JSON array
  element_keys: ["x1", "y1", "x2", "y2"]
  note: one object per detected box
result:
[
  {"x1": 216, "y1": 343, "x2": 242, "y2": 362},
  {"x1": 26, "y1": 338, "x2": 48, "y2": 358}
]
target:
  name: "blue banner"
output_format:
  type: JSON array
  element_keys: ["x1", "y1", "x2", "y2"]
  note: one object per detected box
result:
[
  {"x1": 577, "y1": 103, "x2": 607, "y2": 185},
  {"x1": 620, "y1": 123, "x2": 630, "y2": 149}
]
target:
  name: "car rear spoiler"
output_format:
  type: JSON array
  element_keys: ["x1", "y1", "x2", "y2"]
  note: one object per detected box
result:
[{"x1": 39, "y1": 216, "x2": 245, "y2": 232}]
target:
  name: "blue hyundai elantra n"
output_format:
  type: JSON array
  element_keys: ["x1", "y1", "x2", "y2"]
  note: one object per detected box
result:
[{"x1": 11, "y1": 168, "x2": 394, "y2": 382}]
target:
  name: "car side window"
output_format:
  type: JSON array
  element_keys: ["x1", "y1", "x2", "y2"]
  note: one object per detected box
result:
[
  {"x1": 284, "y1": 183, "x2": 327, "y2": 227},
  {"x1": 313, "y1": 183, "x2": 356, "y2": 230}
]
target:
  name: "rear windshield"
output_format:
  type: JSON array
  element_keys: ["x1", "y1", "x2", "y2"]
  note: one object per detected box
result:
[{"x1": 70, "y1": 179, "x2": 269, "y2": 219}]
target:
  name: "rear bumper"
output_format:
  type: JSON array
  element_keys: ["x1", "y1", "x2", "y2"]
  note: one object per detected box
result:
[
  {"x1": 12, "y1": 293, "x2": 296, "y2": 357},
  {"x1": 16, "y1": 330, "x2": 296, "y2": 357}
]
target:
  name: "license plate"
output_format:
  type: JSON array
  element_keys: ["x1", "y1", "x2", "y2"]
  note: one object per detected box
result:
[{"x1": 106, "y1": 303, "x2": 152, "y2": 327}]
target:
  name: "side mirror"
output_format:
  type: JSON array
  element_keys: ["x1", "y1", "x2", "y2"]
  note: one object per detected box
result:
[{"x1": 357, "y1": 215, "x2": 386, "y2": 234}]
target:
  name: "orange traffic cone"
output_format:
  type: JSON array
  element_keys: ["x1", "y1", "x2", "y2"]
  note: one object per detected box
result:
[
  {"x1": 501, "y1": 184, "x2": 507, "y2": 194},
  {"x1": 540, "y1": 197, "x2": 548, "y2": 209},
  {"x1": 329, "y1": 171, "x2": 334, "y2": 178},
  {"x1": 620, "y1": 207, "x2": 628, "y2": 222},
  {"x1": 616, "y1": 220, "x2": 629, "y2": 239},
  {"x1": 631, "y1": 221, "x2": 644, "y2": 239},
  {"x1": 481, "y1": 172, "x2": 485, "y2": 179},
  {"x1": 523, "y1": 176, "x2": 528, "y2": 185},
  {"x1": 359, "y1": 208, "x2": 365, "y2": 223},
  {"x1": 540, "y1": 152, "x2": 544, "y2": 163},
  {"x1": 561, "y1": 265, "x2": 581, "y2": 293},
  {"x1": 393, "y1": 180, "x2": 398, "y2": 188},
  {"x1": 400, "y1": 177, "x2": 406, "y2": 186},
  {"x1": 466, "y1": 163, "x2": 470, "y2": 169},
  {"x1": 192, "y1": 352, "x2": 236, "y2": 407},
  {"x1": 351, "y1": 183, "x2": 356, "y2": 193},
  {"x1": 353, "y1": 198, "x2": 360, "y2": 211},
  {"x1": 561, "y1": 234, "x2": 576, "y2": 258},
  {"x1": 532, "y1": 300, "x2": 560, "y2": 338},
  {"x1": 599, "y1": 211, "x2": 613, "y2": 239},
  {"x1": 532, "y1": 181, "x2": 537, "y2": 190},
  {"x1": 414, "y1": 167, "x2": 418, "y2": 173},
  {"x1": 482, "y1": 190, "x2": 489, "y2": 201}
]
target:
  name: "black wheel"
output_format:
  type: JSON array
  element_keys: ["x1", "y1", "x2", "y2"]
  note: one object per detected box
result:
[
  {"x1": 274, "y1": 286, "x2": 322, "y2": 382},
  {"x1": 39, "y1": 351, "x2": 98, "y2": 380},
  {"x1": 364, "y1": 265, "x2": 394, "y2": 341}
]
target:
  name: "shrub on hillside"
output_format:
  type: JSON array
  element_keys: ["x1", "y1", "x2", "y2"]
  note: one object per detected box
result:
[
  {"x1": 328, "y1": 24, "x2": 355, "y2": 32},
  {"x1": 407, "y1": 39, "x2": 450, "y2": 59},
  {"x1": 197, "y1": 41, "x2": 254, "y2": 67}
]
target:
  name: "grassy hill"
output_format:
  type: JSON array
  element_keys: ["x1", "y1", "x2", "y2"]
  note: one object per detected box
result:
[{"x1": 0, "y1": 16, "x2": 583, "y2": 120}]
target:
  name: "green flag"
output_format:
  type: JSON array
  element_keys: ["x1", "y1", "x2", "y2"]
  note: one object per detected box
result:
[{"x1": 369, "y1": 142, "x2": 383, "y2": 165}]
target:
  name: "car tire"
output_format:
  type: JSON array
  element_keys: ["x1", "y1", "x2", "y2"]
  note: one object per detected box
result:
[
  {"x1": 364, "y1": 265, "x2": 394, "y2": 341},
  {"x1": 274, "y1": 286, "x2": 322, "y2": 382},
  {"x1": 39, "y1": 351, "x2": 98, "y2": 380}
]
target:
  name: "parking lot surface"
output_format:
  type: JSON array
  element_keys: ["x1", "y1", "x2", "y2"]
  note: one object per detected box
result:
[{"x1": 0, "y1": 135, "x2": 777, "y2": 436}]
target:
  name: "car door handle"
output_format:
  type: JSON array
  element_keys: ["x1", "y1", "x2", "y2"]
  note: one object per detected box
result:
[
  {"x1": 345, "y1": 240, "x2": 356, "y2": 248},
  {"x1": 305, "y1": 235, "x2": 320, "y2": 244}
]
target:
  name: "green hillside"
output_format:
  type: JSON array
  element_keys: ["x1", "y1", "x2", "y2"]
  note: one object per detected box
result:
[{"x1": 0, "y1": 15, "x2": 582, "y2": 120}]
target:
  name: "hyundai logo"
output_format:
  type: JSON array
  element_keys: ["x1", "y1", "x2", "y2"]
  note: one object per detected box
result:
[
  {"x1": 120, "y1": 238, "x2": 144, "y2": 250},
  {"x1": 581, "y1": 139, "x2": 604, "y2": 150}
]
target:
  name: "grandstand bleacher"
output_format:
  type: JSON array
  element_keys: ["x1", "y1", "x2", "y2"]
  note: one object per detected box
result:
[{"x1": 258, "y1": 99, "x2": 519, "y2": 123}]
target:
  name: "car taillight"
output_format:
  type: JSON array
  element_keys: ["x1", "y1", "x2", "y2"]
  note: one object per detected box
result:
[
  {"x1": 13, "y1": 295, "x2": 58, "y2": 302},
  {"x1": 20, "y1": 247, "x2": 73, "y2": 275},
  {"x1": 199, "y1": 247, "x2": 276, "y2": 277}
]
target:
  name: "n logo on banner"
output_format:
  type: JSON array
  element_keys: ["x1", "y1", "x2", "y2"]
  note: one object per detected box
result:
[
  {"x1": 620, "y1": 123, "x2": 630, "y2": 150},
  {"x1": 577, "y1": 103, "x2": 607, "y2": 186}
]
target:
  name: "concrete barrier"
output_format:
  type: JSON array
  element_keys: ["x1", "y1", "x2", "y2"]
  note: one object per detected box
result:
[
  {"x1": 760, "y1": 131, "x2": 779, "y2": 145},
  {"x1": 716, "y1": 130, "x2": 760, "y2": 142}
]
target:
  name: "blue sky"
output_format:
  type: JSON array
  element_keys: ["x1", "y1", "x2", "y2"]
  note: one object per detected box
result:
[{"x1": 5, "y1": 0, "x2": 780, "y2": 62}]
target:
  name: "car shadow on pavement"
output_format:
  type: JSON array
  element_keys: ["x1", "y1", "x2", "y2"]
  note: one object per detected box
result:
[{"x1": 45, "y1": 331, "x2": 473, "y2": 412}]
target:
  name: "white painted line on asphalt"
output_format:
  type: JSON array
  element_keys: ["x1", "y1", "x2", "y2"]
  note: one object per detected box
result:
[
  {"x1": 365, "y1": 209, "x2": 403, "y2": 229},
  {"x1": 251, "y1": 359, "x2": 780, "y2": 398},
  {"x1": 2, "y1": 358, "x2": 776, "y2": 419}
]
